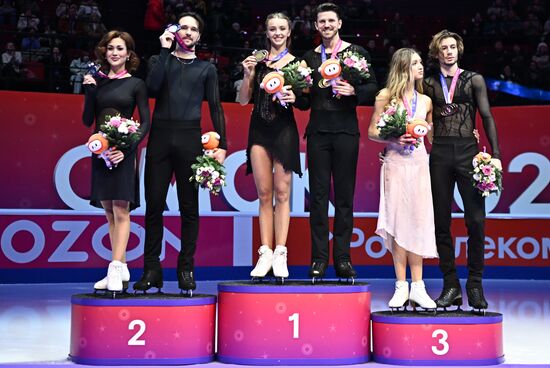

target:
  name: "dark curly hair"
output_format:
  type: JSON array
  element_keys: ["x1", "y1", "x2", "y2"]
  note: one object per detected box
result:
[{"x1": 95, "y1": 30, "x2": 140, "y2": 73}]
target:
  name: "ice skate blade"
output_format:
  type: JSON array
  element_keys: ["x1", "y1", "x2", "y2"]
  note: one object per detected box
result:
[{"x1": 180, "y1": 289, "x2": 193, "y2": 297}]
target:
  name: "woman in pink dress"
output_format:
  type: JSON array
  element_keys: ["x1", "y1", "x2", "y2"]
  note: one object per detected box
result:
[{"x1": 368, "y1": 48, "x2": 438, "y2": 310}]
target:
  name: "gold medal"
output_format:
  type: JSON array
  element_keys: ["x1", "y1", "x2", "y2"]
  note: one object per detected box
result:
[
  {"x1": 252, "y1": 49, "x2": 268, "y2": 62},
  {"x1": 318, "y1": 79, "x2": 330, "y2": 88}
]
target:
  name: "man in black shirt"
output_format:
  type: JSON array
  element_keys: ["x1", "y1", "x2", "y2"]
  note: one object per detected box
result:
[
  {"x1": 302, "y1": 3, "x2": 377, "y2": 282},
  {"x1": 134, "y1": 12, "x2": 227, "y2": 295},
  {"x1": 423, "y1": 30, "x2": 501, "y2": 311}
]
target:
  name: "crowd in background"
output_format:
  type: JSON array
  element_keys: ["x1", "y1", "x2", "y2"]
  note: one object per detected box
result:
[{"x1": 1, "y1": 0, "x2": 549, "y2": 105}]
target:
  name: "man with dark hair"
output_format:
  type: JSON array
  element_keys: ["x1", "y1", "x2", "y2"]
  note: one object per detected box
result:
[
  {"x1": 134, "y1": 12, "x2": 227, "y2": 295},
  {"x1": 302, "y1": 2, "x2": 378, "y2": 282},
  {"x1": 423, "y1": 30, "x2": 501, "y2": 311}
]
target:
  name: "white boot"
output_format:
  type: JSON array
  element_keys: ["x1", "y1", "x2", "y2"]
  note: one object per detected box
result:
[
  {"x1": 94, "y1": 275, "x2": 109, "y2": 290},
  {"x1": 409, "y1": 280, "x2": 437, "y2": 309},
  {"x1": 272, "y1": 245, "x2": 289, "y2": 278},
  {"x1": 389, "y1": 280, "x2": 409, "y2": 308},
  {"x1": 94, "y1": 263, "x2": 130, "y2": 290},
  {"x1": 250, "y1": 245, "x2": 273, "y2": 277},
  {"x1": 107, "y1": 260, "x2": 124, "y2": 292}
]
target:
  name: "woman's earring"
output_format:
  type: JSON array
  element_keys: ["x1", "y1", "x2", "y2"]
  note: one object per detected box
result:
[{"x1": 126, "y1": 57, "x2": 130, "y2": 61}]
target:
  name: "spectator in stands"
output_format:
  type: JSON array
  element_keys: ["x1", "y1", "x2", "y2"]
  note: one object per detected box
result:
[
  {"x1": 77, "y1": 0, "x2": 101, "y2": 21},
  {"x1": 69, "y1": 51, "x2": 90, "y2": 93},
  {"x1": 16, "y1": 7, "x2": 39, "y2": 31},
  {"x1": 1, "y1": 41, "x2": 22, "y2": 81},
  {"x1": 468, "y1": 12, "x2": 484, "y2": 37},
  {"x1": 523, "y1": 60, "x2": 542, "y2": 88},
  {"x1": 501, "y1": 9, "x2": 523, "y2": 38},
  {"x1": 58, "y1": 3, "x2": 80, "y2": 35},
  {"x1": 387, "y1": 13, "x2": 406, "y2": 44},
  {"x1": 0, "y1": 0, "x2": 16, "y2": 27},
  {"x1": 543, "y1": 14, "x2": 550, "y2": 37},
  {"x1": 224, "y1": 22, "x2": 246, "y2": 48},
  {"x1": 523, "y1": 12, "x2": 541, "y2": 39},
  {"x1": 55, "y1": 0, "x2": 71, "y2": 18},
  {"x1": 47, "y1": 46, "x2": 68, "y2": 92},
  {"x1": 485, "y1": 40, "x2": 509, "y2": 78},
  {"x1": 510, "y1": 43, "x2": 526, "y2": 74},
  {"x1": 482, "y1": 13, "x2": 501, "y2": 37},
  {"x1": 82, "y1": 12, "x2": 106, "y2": 37},
  {"x1": 532, "y1": 42, "x2": 549, "y2": 72},
  {"x1": 21, "y1": 27, "x2": 41, "y2": 51}
]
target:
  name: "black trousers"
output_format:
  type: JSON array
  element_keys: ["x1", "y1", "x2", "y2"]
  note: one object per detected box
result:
[
  {"x1": 143, "y1": 123, "x2": 203, "y2": 271},
  {"x1": 307, "y1": 132, "x2": 359, "y2": 264},
  {"x1": 430, "y1": 137, "x2": 485, "y2": 288}
]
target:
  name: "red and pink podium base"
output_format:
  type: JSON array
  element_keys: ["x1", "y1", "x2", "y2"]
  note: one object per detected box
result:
[
  {"x1": 372, "y1": 310, "x2": 504, "y2": 365},
  {"x1": 217, "y1": 281, "x2": 371, "y2": 365},
  {"x1": 69, "y1": 293, "x2": 216, "y2": 365}
]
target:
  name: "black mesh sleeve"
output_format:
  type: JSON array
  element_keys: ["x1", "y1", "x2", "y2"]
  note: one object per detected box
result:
[{"x1": 472, "y1": 74, "x2": 501, "y2": 159}]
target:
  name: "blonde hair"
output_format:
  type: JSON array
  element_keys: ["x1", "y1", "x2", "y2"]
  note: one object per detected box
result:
[
  {"x1": 428, "y1": 29, "x2": 464, "y2": 60},
  {"x1": 385, "y1": 48, "x2": 423, "y2": 101},
  {"x1": 265, "y1": 12, "x2": 292, "y2": 49}
]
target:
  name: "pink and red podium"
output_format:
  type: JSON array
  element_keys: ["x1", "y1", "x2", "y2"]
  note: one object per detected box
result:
[
  {"x1": 217, "y1": 281, "x2": 371, "y2": 365},
  {"x1": 372, "y1": 310, "x2": 504, "y2": 365},
  {"x1": 69, "y1": 293, "x2": 216, "y2": 365}
]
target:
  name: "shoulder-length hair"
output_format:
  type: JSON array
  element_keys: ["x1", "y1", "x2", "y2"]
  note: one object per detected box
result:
[
  {"x1": 385, "y1": 48, "x2": 423, "y2": 100},
  {"x1": 95, "y1": 30, "x2": 139, "y2": 73},
  {"x1": 428, "y1": 29, "x2": 464, "y2": 60}
]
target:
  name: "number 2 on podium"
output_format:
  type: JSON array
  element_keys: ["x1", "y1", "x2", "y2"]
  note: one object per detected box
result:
[
  {"x1": 128, "y1": 319, "x2": 146, "y2": 346},
  {"x1": 288, "y1": 313, "x2": 299, "y2": 339}
]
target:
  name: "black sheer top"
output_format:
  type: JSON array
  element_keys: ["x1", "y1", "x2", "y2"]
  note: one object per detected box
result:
[
  {"x1": 146, "y1": 48, "x2": 227, "y2": 149},
  {"x1": 301, "y1": 44, "x2": 378, "y2": 135},
  {"x1": 424, "y1": 70, "x2": 501, "y2": 159},
  {"x1": 82, "y1": 76, "x2": 151, "y2": 153}
]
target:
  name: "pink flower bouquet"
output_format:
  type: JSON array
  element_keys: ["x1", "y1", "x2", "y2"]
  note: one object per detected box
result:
[
  {"x1": 471, "y1": 148, "x2": 503, "y2": 197},
  {"x1": 99, "y1": 114, "x2": 141, "y2": 150}
]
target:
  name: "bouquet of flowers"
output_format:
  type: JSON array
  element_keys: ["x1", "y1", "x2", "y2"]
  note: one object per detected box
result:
[
  {"x1": 281, "y1": 61, "x2": 313, "y2": 91},
  {"x1": 376, "y1": 99, "x2": 422, "y2": 153},
  {"x1": 99, "y1": 114, "x2": 141, "y2": 150},
  {"x1": 340, "y1": 49, "x2": 370, "y2": 85},
  {"x1": 471, "y1": 148, "x2": 503, "y2": 197},
  {"x1": 189, "y1": 131, "x2": 226, "y2": 195},
  {"x1": 190, "y1": 156, "x2": 226, "y2": 195}
]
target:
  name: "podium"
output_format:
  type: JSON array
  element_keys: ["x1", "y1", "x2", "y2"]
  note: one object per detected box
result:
[
  {"x1": 69, "y1": 293, "x2": 216, "y2": 365},
  {"x1": 372, "y1": 310, "x2": 504, "y2": 365},
  {"x1": 217, "y1": 281, "x2": 371, "y2": 365}
]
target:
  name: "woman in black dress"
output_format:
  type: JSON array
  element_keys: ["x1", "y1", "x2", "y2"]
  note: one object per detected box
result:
[
  {"x1": 82, "y1": 30, "x2": 150, "y2": 293},
  {"x1": 239, "y1": 12, "x2": 306, "y2": 280}
]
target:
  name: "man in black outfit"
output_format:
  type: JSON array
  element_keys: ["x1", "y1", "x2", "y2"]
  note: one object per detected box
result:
[
  {"x1": 134, "y1": 12, "x2": 227, "y2": 294},
  {"x1": 423, "y1": 30, "x2": 501, "y2": 310},
  {"x1": 301, "y1": 3, "x2": 377, "y2": 281}
]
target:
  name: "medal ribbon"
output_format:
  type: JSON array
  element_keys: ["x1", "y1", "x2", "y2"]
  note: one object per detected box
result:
[
  {"x1": 265, "y1": 48, "x2": 289, "y2": 63},
  {"x1": 402, "y1": 90, "x2": 418, "y2": 119},
  {"x1": 321, "y1": 38, "x2": 342, "y2": 62},
  {"x1": 439, "y1": 68, "x2": 462, "y2": 104},
  {"x1": 98, "y1": 69, "x2": 128, "y2": 79}
]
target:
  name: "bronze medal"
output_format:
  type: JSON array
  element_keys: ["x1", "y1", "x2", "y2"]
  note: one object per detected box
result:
[
  {"x1": 253, "y1": 49, "x2": 268, "y2": 62},
  {"x1": 441, "y1": 103, "x2": 459, "y2": 117}
]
